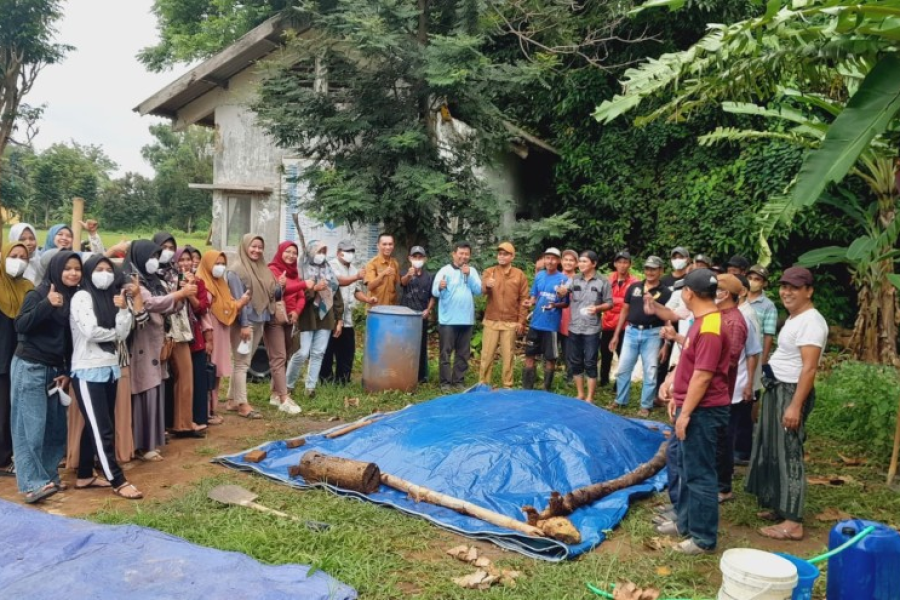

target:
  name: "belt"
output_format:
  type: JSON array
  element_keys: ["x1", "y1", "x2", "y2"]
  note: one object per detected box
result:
[{"x1": 630, "y1": 324, "x2": 661, "y2": 331}]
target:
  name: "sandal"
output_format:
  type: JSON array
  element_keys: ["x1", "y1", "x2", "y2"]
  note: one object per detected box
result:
[
  {"x1": 718, "y1": 492, "x2": 734, "y2": 504},
  {"x1": 139, "y1": 450, "x2": 164, "y2": 462},
  {"x1": 757, "y1": 510, "x2": 780, "y2": 522},
  {"x1": 55, "y1": 481, "x2": 69, "y2": 492},
  {"x1": 113, "y1": 482, "x2": 144, "y2": 500},
  {"x1": 75, "y1": 476, "x2": 112, "y2": 490},
  {"x1": 239, "y1": 409, "x2": 262, "y2": 420},
  {"x1": 208, "y1": 414, "x2": 224, "y2": 425},
  {"x1": 0, "y1": 463, "x2": 15, "y2": 477},
  {"x1": 759, "y1": 524, "x2": 804, "y2": 541},
  {"x1": 25, "y1": 482, "x2": 58, "y2": 504}
]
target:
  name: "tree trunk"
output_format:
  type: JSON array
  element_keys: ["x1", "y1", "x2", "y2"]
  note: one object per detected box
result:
[{"x1": 295, "y1": 450, "x2": 381, "y2": 494}]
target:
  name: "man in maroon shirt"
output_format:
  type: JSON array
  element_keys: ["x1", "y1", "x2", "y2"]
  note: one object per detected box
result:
[{"x1": 656, "y1": 268, "x2": 731, "y2": 555}]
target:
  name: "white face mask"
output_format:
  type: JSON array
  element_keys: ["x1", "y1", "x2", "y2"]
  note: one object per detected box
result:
[
  {"x1": 4, "y1": 257, "x2": 27, "y2": 279},
  {"x1": 212, "y1": 264, "x2": 227, "y2": 279},
  {"x1": 749, "y1": 281, "x2": 764, "y2": 293},
  {"x1": 341, "y1": 252, "x2": 355, "y2": 264},
  {"x1": 159, "y1": 249, "x2": 175, "y2": 264},
  {"x1": 313, "y1": 254, "x2": 326, "y2": 265},
  {"x1": 671, "y1": 258, "x2": 688, "y2": 271},
  {"x1": 92, "y1": 271, "x2": 115, "y2": 290},
  {"x1": 145, "y1": 258, "x2": 160, "y2": 274},
  {"x1": 411, "y1": 259, "x2": 425, "y2": 269}
]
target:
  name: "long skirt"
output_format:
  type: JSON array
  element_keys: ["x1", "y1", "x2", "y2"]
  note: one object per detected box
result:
[
  {"x1": 132, "y1": 384, "x2": 165, "y2": 453},
  {"x1": 67, "y1": 367, "x2": 134, "y2": 467},
  {"x1": 744, "y1": 379, "x2": 814, "y2": 522}
]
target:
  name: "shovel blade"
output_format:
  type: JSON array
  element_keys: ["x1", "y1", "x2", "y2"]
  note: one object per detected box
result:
[{"x1": 208, "y1": 484, "x2": 258, "y2": 506}]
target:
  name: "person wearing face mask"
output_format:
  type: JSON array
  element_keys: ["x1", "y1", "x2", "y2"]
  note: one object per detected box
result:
[
  {"x1": 125, "y1": 240, "x2": 192, "y2": 461},
  {"x1": 286, "y1": 241, "x2": 344, "y2": 398},
  {"x1": 432, "y1": 242, "x2": 482, "y2": 391},
  {"x1": 0, "y1": 242, "x2": 35, "y2": 477},
  {"x1": 746, "y1": 264, "x2": 777, "y2": 377},
  {"x1": 196, "y1": 251, "x2": 251, "y2": 423},
  {"x1": 11, "y1": 251, "x2": 82, "y2": 503},
  {"x1": 661, "y1": 247, "x2": 691, "y2": 291},
  {"x1": 322, "y1": 240, "x2": 368, "y2": 385},
  {"x1": 7, "y1": 223, "x2": 41, "y2": 284},
  {"x1": 478, "y1": 242, "x2": 528, "y2": 389},
  {"x1": 267, "y1": 241, "x2": 310, "y2": 412},
  {"x1": 399, "y1": 246, "x2": 436, "y2": 384},
  {"x1": 68, "y1": 256, "x2": 143, "y2": 499}
]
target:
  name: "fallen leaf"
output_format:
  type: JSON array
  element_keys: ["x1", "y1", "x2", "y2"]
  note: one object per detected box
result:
[
  {"x1": 446, "y1": 545, "x2": 469, "y2": 560},
  {"x1": 655, "y1": 566, "x2": 672, "y2": 577},
  {"x1": 815, "y1": 507, "x2": 852, "y2": 522},
  {"x1": 474, "y1": 556, "x2": 492, "y2": 568},
  {"x1": 453, "y1": 570, "x2": 499, "y2": 590},
  {"x1": 613, "y1": 580, "x2": 661, "y2": 600},
  {"x1": 500, "y1": 570, "x2": 522, "y2": 588},
  {"x1": 837, "y1": 454, "x2": 867, "y2": 466},
  {"x1": 343, "y1": 397, "x2": 360, "y2": 408},
  {"x1": 464, "y1": 547, "x2": 479, "y2": 563}
]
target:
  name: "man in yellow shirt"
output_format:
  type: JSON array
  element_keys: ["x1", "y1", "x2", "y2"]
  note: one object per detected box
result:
[{"x1": 363, "y1": 233, "x2": 401, "y2": 307}]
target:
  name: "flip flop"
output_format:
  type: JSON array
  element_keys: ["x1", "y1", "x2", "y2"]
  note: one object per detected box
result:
[
  {"x1": 25, "y1": 483, "x2": 58, "y2": 504},
  {"x1": 113, "y1": 482, "x2": 144, "y2": 500},
  {"x1": 0, "y1": 464, "x2": 15, "y2": 477},
  {"x1": 75, "y1": 476, "x2": 112, "y2": 490},
  {"x1": 759, "y1": 525, "x2": 804, "y2": 541},
  {"x1": 208, "y1": 415, "x2": 225, "y2": 425},
  {"x1": 239, "y1": 410, "x2": 262, "y2": 420},
  {"x1": 139, "y1": 450, "x2": 164, "y2": 462},
  {"x1": 718, "y1": 492, "x2": 734, "y2": 504}
]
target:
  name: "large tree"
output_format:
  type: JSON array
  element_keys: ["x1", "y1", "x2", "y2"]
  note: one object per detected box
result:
[{"x1": 0, "y1": 0, "x2": 68, "y2": 227}]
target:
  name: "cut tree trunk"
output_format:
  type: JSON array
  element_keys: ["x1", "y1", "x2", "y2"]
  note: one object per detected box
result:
[
  {"x1": 523, "y1": 439, "x2": 669, "y2": 523},
  {"x1": 296, "y1": 451, "x2": 381, "y2": 494}
]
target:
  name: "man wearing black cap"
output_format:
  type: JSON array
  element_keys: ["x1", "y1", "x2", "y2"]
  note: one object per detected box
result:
[
  {"x1": 400, "y1": 246, "x2": 436, "y2": 383},
  {"x1": 656, "y1": 268, "x2": 731, "y2": 555},
  {"x1": 726, "y1": 255, "x2": 750, "y2": 276},
  {"x1": 600, "y1": 251, "x2": 638, "y2": 388}
]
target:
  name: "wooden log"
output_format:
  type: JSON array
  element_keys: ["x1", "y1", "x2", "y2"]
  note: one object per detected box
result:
[
  {"x1": 71, "y1": 197, "x2": 85, "y2": 247},
  {"x1": 380, "y1": 472, "x2": 547, "y2": 540},
  {"x1": 244, "y1": 449, "x2": 268, "y2": 463},
  {"x1": 297, "y1": 450, "x2": 381, "y2": 493},
  {"x1": 524, "y1": 439, "x2": 669, "y2": 523},
  {"x1": 325, "y1": 418, "x2": 380, "y2": 439}
]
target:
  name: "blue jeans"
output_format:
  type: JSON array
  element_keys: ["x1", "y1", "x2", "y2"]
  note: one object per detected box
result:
[
  {"x1": 666, "y1": 435, "x2": 681, "y2": 507},
  {"x1": 286, "y1": 329, "x2": 331, "y2": 391},
  {"x1": 614, "y1": 325, "x2": 662, "y2": 409},
  {"x1": 674, "y1": 405, "x2": 729, "y2": 550},
  {"x1": 568, "y1": 332, "x2": 600, "y2": 378},
  {"x1": 10, "y1": 356, "x2": 67, "y2": 494}
]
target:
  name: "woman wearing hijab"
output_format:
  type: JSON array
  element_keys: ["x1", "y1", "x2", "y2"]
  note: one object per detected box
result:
[
  {"x1": 7, "y1": 223, "x2": 41, "y2": 284},
  {"x1": 196, "y1": 250, "x2": 250, "y2": 423},
  {"x1": 225, "y1": 234, "x2": 284, "y2": 419},
  {"x1": 44, "y1": 224, "x2": 75, "y2": 252},
  {"x1": 10, "y1": 251, "x2": 81, "y2": 503},
  {"x1": 126, "y1": 240, "x2": 192, "y2": 461},
  {"x1": 286, "y1": 241, "x2": 344, "y2": 399},
  {"x1": 1, "y1": 241, "x2": 35, "y2": 477},
  {"x1": 68, "y1": 256, "x2": 143, "y2": 499},
  {"x1": 267, "y1": 241, "x2": 310, "y2": 413},
  {"x1": 173, "y1": 247, "x2": 211, "y2": 434}
]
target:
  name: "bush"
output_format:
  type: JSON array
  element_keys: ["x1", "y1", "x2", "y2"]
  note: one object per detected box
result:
[{"x1": 809, "y1": 360, "x2": 899, "y2": 464}]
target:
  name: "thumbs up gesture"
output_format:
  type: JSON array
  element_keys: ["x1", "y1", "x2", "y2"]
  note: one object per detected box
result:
[
  {"x1": 114, "y1": 290, "x2": 127, "y2": 309},
  {"x1": 48, "y1": 284, "x2": 64, "y2": 307},
  {"x1": 439, "y1": 275, "x2": 447, "y2": 290}
]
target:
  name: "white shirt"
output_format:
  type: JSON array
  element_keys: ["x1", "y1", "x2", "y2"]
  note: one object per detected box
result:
[
  {"x1": 769, "y1": 308, "x2": 828, "y2": 383},
  {"x1": 69, "y1": 291, "x2": 134, "y2": 371}
]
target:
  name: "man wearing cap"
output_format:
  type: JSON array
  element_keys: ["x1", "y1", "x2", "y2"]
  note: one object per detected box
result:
[
  {"x1": 693, "y1": 254, "x2": 712, "y2": 270},
  {"x1": 401, "y1": 246, "x2": 436, "y2": 383},
  {"x1": 661, "y1": 247, "x2": 691, "y2": 290},
  {"x1": 746, "y1": 267, "x2": 827, "y2": 542},
  {"x1": 600, "y1": 251, "x2": 638, "y2": 389},
  {"x1": 656, "y1": 268, "x2": 731, "y2": 555},
  {"x1": 321, "y1": 240, "x2": 368, "y2": 385},
  {"x1": 714, "y1": 274, "x2": 760, "y2": 503},
  {"x1": 725, "y1": 255, "x2": 751, "y2": 276},
  {"x1": 432, "y1": 242, "x2": 482, "y2": 390},
  {"x1": 609, "y1": 256, "x2": 671, "y2": 416},
  {"x1": 566, "y1": 251, "x2": 613, "y2": 403},
  {"x1": 479, "y1": 242, "x2": 529, "y2": 389},
  {"x1": 522, "y1": 248, "x2": 571, "y2": 391},
  {"x1": 364, "y1": 233, "x2": 401, "y2": 307}
]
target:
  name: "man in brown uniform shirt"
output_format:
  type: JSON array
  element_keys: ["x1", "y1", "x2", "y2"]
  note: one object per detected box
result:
[
  {"x1": 364, "y1": 233, "x2": 401, "y2": 307},
  {"x1": 479, "y1": 242, "x2": 529, "y2": 388}
]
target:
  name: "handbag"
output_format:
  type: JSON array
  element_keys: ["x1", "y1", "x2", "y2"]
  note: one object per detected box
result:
[
  {"x1": 167, "y1": 306, "x2": 195, "y2": 344},
  {"x1": 205, "y1": 360, "x2": 218, "y2": 391},
  {"x1": 160, "y1": 338, "x2": 175, "y2": 362},
  {"x1": 272, "y1": 299, "x2": 289, "y2": 326}
]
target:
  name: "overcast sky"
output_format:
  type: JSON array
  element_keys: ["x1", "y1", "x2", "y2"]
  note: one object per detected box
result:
[{"x1": 27, "y1": 0, "x2": 185, "y2": 177}]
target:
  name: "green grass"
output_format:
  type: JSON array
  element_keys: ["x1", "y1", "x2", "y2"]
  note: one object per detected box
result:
[
  {"x1": 86, "y1": 368, "x2": 900, "y2": 600},
  {"x1": 2, "y1": 226, "x2": 209, "y2": 251}
]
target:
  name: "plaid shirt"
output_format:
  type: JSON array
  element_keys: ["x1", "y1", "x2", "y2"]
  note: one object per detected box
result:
[{"x1": 749, "y1": 294, "x2": 778, "y2": 337}]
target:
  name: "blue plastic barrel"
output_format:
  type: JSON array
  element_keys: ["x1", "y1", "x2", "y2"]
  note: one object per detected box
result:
[
  {"x1": 362, "y1": 306, "x2": 423, "y2": 393},
  {"x1": 775, "y1": 553, "x2": 819, "y2": 600},
  {"x1": 826, "y1": 519, "x2": 900, "y2": 600}
]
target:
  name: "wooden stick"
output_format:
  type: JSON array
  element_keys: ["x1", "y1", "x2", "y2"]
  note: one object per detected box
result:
[
  {"x1": 888, "y1": 392, "x2": 900, "y2": 484},
  {"x1": 71, "y1": 197, "x2": 85, "y2": 246},
  {"x1": 380, "y1": 472, "x2": 546, "y2": 539},
  {"x1": 325, "y1": 417, "x2": 381, "y2": 439}
]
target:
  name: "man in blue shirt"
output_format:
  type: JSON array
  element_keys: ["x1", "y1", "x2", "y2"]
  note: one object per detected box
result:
[
  {"x1": 432, "y1": 242, "x2": 482, "y2": 391},
  {"x1": 523, "y1": 248, "x2": 571, "y2": 391}
]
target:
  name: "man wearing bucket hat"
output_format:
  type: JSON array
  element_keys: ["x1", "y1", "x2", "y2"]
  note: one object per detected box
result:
[
  {"x1": 522, "y1": 248, "x2": 571, "y2": 391},
  {"x1": 656, "y1": 268, "x2": 731, "y2": 555},
  {"x1": 479, "y1": 242, "x2": 529, "y2": 389}
]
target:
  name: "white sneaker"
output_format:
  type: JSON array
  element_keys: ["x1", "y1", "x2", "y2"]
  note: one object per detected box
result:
[
  {"x1": 278, "y1": 398, "x2": 302, "y2": 415},
  {"x1": 269, "y1": 395, "x2": 281, "y2": 406}
]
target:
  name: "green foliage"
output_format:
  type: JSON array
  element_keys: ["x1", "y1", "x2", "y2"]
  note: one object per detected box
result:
[
  {"x1": 809, "y1": 360, "x2": 900, "y2": 464},
  {"x1": 95, "y1": 173, "x2": 160, "y2": 231}
]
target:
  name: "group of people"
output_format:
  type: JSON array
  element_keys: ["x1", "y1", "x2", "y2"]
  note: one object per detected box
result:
[{"x1": 2, "y1": 223, "x2": 827, "y2": 558}]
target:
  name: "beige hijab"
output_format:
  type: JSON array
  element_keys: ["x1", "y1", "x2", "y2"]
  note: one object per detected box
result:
[{"x1": 229, "y1": 233, "x2": 277, "y2": 314}]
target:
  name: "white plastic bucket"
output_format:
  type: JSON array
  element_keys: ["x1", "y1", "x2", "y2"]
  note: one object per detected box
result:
[{"x1": 718, "y1": 548, "x2": 798, "y2": 600}]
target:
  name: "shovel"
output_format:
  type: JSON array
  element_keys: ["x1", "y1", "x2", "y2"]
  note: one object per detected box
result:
[{"x1": 207, "y1": 484, "x2": 330, "y2": 531}]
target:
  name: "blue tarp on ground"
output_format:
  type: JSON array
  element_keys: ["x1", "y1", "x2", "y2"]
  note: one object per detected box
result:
[
  {"x1": 0, "y1": 499, "x2": 357, "y2": 600},
  {"x1": 216, "y1": 387, "x2": 668, "y2": 561}
]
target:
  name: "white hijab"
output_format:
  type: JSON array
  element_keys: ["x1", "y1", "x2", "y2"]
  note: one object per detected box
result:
[{"x1": 7, "y1": 223, "x2": 42, "y2": 284}]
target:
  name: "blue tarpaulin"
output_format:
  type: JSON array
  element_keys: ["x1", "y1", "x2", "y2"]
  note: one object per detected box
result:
[
  {"x1": 0, "y1": 499, "x2": 357, "y2": 600},
  {"x1": 216, "y1": 387, "x2": 668, "y2": 561}
]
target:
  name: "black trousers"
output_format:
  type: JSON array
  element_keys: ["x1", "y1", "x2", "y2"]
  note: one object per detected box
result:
[
  {"x1": 715, "y1": 402, "x2": 752, "y2": 494},
  {"x1": 417, "y1": 323, "x2": 429, "y2": 383},
  {"x1": 191, "y1": 350, "x2": 208, "y2": 426},
  {"x1": 733, "y1": 396, "x2": 755, "y2": 459},
  {"x1": 0, "y1": 373, "x2": 12, "y2": 468},
  {"x1": 73, "y1": 375, "x2": 126, "y2": 488},
  {"x1": 599, "y1": 329, "x2": 624, "y2": 387},
  {"x1": 321, "y1": 327, "x2": 355, "y2": 385},
  {"x1": 438, "y1": 325, "x2": 472, "y2": 386}
]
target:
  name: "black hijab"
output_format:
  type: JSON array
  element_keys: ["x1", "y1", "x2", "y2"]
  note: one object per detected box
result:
[
  {"x1": 126, "y1": 240, "x2": 166, "y2": 296},
  {"x1": 36, "y1": 250, "x2": 82, "y2": 326},
  {"x1": 80, "y1": 256, "x2": 120, "y2": 354},
  {"x1": 152, "y1": 231, "x2": 178, "y2": 287}
]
